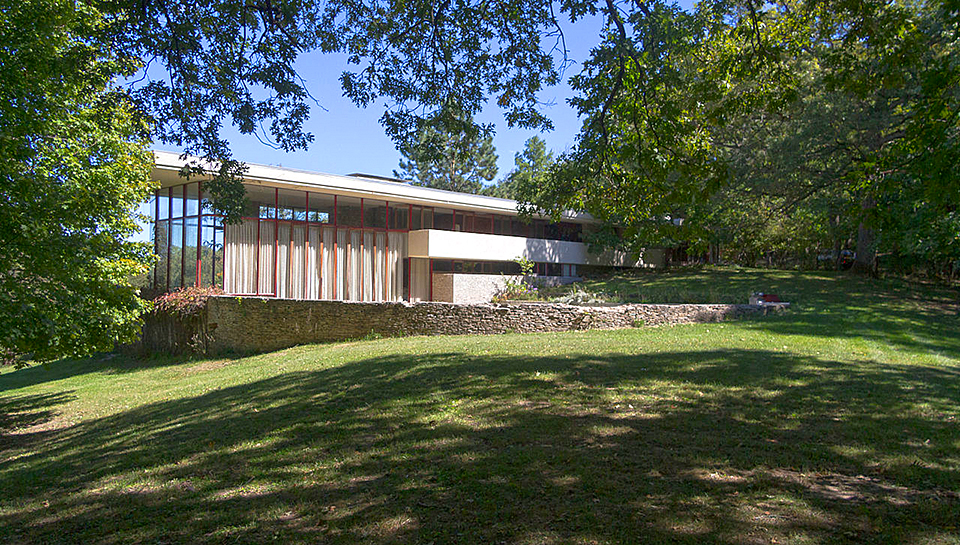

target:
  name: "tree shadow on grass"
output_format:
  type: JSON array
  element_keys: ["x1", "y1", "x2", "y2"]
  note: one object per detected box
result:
[
  {"x1": 0, "y1": 352, "x2": 246, "y2": 394},
  {"x1": 1, "y1": 346, "x2": 958, "y2": 544},
  {"x1": 589, "y1": 268, "x2": 960, "y2": 359},
  {"x1": 0, "y1": 392, "x2": 76, "y2": 439}
]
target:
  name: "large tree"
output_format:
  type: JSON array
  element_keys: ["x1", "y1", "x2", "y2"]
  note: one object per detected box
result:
[
  {"x1": 0, "y1": 0, "x2": 155, "y2": 364},
  {"x1": 101, "y1": 0, "x2": 569, "y2": 220},
  {"x1": 394, "y1": 110, "x2": 499, "y2": 193},
  {"x1": 518, "y1": 0, "x2": 959, "y2": 274},
  {"x1": 7, "y1": 0, "x2": 958, "y2": 365},
  {"x1": 484, "y1": 136, "x2": 555, "y2": 200}
]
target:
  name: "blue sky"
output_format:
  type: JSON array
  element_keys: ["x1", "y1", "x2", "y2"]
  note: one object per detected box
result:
[
  {"x1": 153, "y1": 14, "x2": 612, "y2": 183},
  {"x1": 151, "y1": 1, "x2": 697, "y2": 181},
  {"x1": 141, "y1": 4, "x2": 696, "y2": 241}
]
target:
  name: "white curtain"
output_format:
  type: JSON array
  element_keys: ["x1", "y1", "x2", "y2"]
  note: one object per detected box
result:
[
  {"x1": 306, "y1": 226, "x2": 321, "y2": 299},
  {"x1": 387, "y1": 232, "x2": 406, "y2": 301},
  {"x1": 410, "y1": 257, "x2": 430, "y2": 301},
  {"x1": 258, "y1": 222, "x2": 276, "y2": 295},
  {"x1": 292, "y1": 225, "x2": 306, "y2": 298},
  {"x1": 224, "y1": 219, "x2": 258, "y2": 294},
  {"x1": 349, "y1": 230, "x2": 362, "y2": 300},
  {"x1": 374, "y1": 232, "x2": 386, "y2": 301},
  {"x1": 226, "y1": 220, "x2": 414, "y2": 301},
  {"x1": 276, "y1": 223, "x2": 290, "y2": 298},
  {"x1": 323, "y1": 227, "x2": 336, "y2": 299},
  {"x1": 362, "y1": 231, "x2": 374, "y2": 301},
  {"x1": 337, "y1": 229, "x2": 348, "y2": 300}
]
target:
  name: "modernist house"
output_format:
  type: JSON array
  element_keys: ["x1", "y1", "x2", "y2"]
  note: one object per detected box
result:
[{"x1": 148, "y1": 151, "x2": 656, "y2": 302}]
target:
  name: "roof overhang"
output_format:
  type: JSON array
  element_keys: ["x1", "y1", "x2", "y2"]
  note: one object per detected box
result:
[{"x1": 152, "y1": 150, "x2": 594, "y2": 223}]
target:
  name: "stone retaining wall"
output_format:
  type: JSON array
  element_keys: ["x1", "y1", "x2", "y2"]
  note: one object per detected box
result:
[{"x1": 189, "y1": 297, "x2": 783, "y2": 354}]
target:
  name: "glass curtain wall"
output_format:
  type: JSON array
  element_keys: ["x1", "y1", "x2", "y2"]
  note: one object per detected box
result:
[
  {"x1": 152, "y1": 182, "x2": 586, "y2": 300},
  {"x1": 152, "y1": 182, "x2": 224, "y2": 292},
  {"x1": 153, "y1": 183, "x2": 410, "y2": 301}
]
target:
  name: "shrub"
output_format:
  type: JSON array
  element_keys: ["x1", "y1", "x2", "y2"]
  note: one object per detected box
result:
[
  {"x1": 493, "y1": 256, "x2": 543, "y2": 302},
  {"x1": 550, "y1": 285, "x2": 612, "y2": 306},
  {"x1": 148, "y1": 286, "x2": 224, "y2": 356},
  {"x1": 153, "y1": 286, "x2": 224, "y2": 317}
]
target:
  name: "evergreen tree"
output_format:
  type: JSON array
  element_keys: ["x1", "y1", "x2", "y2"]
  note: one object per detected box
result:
[
  {"x1": 483, "y1": 136, "x2": 554, "y2": 200},
  {"x1": 394, "y1": 111, "x2": 499, "y2": 194}
]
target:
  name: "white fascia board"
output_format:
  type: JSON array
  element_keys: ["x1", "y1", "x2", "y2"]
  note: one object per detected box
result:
[
  {"x1": 152, "y1": 150, "x2": 594, "y2": 223},
  {"x1": 408, "y1": 229, "x2": 645, "y2": 268}
]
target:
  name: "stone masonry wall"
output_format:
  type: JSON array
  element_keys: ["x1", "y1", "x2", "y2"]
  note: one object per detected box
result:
[
  {"x1": 432, "y1": 274, "x2": 582, "y2": 303},
  {"x1": 200, "y1": 296, "x2": 782, "y2": 354}
]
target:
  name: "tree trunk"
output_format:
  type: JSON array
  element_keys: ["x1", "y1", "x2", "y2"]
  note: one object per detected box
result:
[{"x1": 852, "y1": 196, "x2": 877, "y2": 276}]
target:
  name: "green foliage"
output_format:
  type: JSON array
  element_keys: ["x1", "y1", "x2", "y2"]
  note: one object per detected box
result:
[
  {"x1": 484, "y1": 136, "x2": 554, "y2": 200},
  {"x1": 549, "y1": 285, "x2": 611, "y2": 306},
  {"x1": 394, "y1": 106, "x2": 499, "y2": 193},
  {"x1": 514, "y1": 256, "x2": 536, "y2": 276},
  {"x1": 494, "y1": 256, "x2": 541, "y2": 301},
  {"x1": 0, "y1": 0, "x2": 156, "y2": 365},
  {"x1": 361, "y1": 330, "x2": 384, "y2": 341},
  {"x1": 523, "y1": 0, "x2": 959, "y2": 274},
  {"x1": 98, "y1": 0, "x2": 566, "y2": 218}
]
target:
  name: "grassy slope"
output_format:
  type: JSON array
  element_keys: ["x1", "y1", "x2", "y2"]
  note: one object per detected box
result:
[{"x1": 1, "y1": 268, "x2": 959, "y2": 544}]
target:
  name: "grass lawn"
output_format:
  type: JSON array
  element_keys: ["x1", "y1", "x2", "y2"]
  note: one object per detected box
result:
[{"x1": 1, "y1": 268, "x2": 959, "y2": 544}]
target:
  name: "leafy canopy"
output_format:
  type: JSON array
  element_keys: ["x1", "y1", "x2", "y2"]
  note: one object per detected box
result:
[
  {"x1": 104, "y1": 0, "x2": 570, "y2": 220},
  {"x1": 0, "y1": 0, "x2": 155, "y2": 364},
  {"x1": 516, "y1": 0, "x2": 959, "y2": 272}
]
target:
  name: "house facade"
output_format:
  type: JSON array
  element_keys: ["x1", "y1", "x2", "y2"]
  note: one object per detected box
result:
[{"x1": 148, "y1": 151, "x2": 657, "y2": 302}]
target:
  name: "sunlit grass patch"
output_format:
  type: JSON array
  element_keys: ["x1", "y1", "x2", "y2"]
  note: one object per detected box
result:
[{"x1": 1, "y1": 268, "x2": 958, "y2": 544}]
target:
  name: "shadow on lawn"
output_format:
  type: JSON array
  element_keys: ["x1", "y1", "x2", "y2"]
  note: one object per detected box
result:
[
  {"x1": 590, "y1": 268, "x2": 960, "y2": 359},
  {"x1": 0, "y1": 352, "x2": 246, "y2": 394},
  {"x1": 1, "y1": 346, "x2": 958, "y2": 544},
  {"x1": 744, "y1": 291, "x2": 960, "y2": 361}
]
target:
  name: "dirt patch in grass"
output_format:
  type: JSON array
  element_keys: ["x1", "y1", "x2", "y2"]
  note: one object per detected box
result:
[
  {"x1": 180, "y1": 359, "x2": 234, "y2": 374},
  {"x1": 768, "y1": 469, "x2": 960, "y2": 505}
]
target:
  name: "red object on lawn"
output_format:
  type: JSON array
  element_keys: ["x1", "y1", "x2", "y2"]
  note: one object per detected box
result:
[{"x1": 761, "y1": 294, "x2": 782, "y2": 303}]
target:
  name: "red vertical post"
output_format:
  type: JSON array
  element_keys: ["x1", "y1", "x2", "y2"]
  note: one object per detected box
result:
[
  {"x1": 180, "y1": 186, "x2": 186, "y2": 289},
  {"x1": 273, "y1": 188, "x2": 279, "y2": 297},
  {"x1": 304, "y1": 191, "x2": 310, "y2": 299},
  {"x1": 408, "y1": 205, "x2": 413, "y2": 301},
  {"x1": 359, "y1": 199, "x2": 364, "y2": 301},
  {"x1": 219, "y1": 214, "x2": 225, "y2": 291},
  {"x1": 166, "y1": 188, "x2": 172, "y2": 292},
  {"x1": 153, "y1": 189, "x2": 160, "y2": 289},
  {"x1": 288, "y1": 199, "x2": 294, "y2": 298},
  {"x1": 333, "y1": 195, "x2": 338, "y2": 300},
  {"x1": 255, "y1": 213, "x2": 261, "y2": 295},
  {"x1": 345, "y1": 230, "x2": 351, "y2": 300},
  {"x1": 383, "y1": 201, "x2": 390, "y2": 301},
  {"x1": 196, "y1": 182, "x2": 203, "y2": 287}
]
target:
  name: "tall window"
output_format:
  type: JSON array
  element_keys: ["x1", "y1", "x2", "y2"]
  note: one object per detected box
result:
[
  {"x1": 155, "y1": 184, "x2": 412, "y2": 301},
  {"x1": 152, "y1": 181, "x2": 223, "y2": 292}
]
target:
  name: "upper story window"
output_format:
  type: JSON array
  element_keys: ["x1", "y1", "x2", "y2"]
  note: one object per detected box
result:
[{"x1": 151, "y1": 182, "x2": 584, "y2": 243}]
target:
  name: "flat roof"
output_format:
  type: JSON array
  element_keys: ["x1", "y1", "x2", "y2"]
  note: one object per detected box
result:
[{"x1": 152, "y1": 150, "x2": 592, "y2": 222}]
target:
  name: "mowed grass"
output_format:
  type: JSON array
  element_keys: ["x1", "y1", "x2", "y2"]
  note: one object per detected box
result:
[{"x1": 1, "y1": 269, "x2": 959, "y2": 544}]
